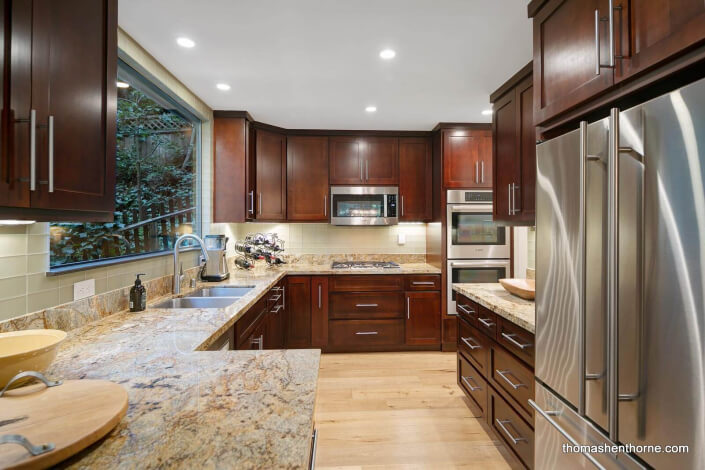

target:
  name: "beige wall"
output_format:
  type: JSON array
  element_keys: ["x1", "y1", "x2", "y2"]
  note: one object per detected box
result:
[
  {"x1": 211, "y1": 223, "x2": 428, "y2": 257},
  {"x1": 0, "y1": 29, "x2": 213, "y2": 322}
]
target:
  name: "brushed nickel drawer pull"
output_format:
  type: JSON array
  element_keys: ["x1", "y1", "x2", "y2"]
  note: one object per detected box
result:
[
  {"x1": 457, "y1": 304, "x2": 474, "y2": 315},
  {"x1": 461, "y1": 375, "x2": 481, "y2": 392},
  {"x1": 411, "y1": 281, "x2": 435, "y2": 285},
  {"x1": 495, "y1": 419, "x2": 527, "y2": 444},
  {"x1": 461, "y1": 337, "x2": 481, "y2": 350},
  {"x1": 501, "y1": 332, "x2": 532, "y2": 350},
  {"x1": 496, "y1": 369, "x2": 527, "y2": 390},
  {"x1": 355, "y1": 303, "x2": 378, "y2": 307},
  {"x1": 478, "y1": 317, "x2": 495, "y2": 328},
  {"x1": 355, "y1": 331, "x2": 378, "y2": 335},
  {"x1": 269, "y1": 294, "x2": 282, "y2": 302}
]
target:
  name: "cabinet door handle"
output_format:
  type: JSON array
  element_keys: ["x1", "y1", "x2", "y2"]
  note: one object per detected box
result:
[
  {"x1": 496, "y1": 369, "x2": 527, "y2": 389},
  {"x1": 249, "y1": 190, "x2": 254, "y2": 214},
  {"x1": 318, "y1": 284, "x2": 322, "y2": 309},
  {"x1": 507, "y1": 183, "x2": 512, "y2": 215},
  {"x1": 30, "y1": 109, "x2": 36, "y2": 191},
  {"x1": 594, "y1": 1, "x2": 621, "y2": 75},
  {"x1": 478, "y1": 317, "x2": 495, "y2": 328},
  {"x1": 501, "y1": 332, "x2": 532, "y2": 350},
  {"x1": 355, "y1": 303, "x2": 378, "y2": 308},
  {"x1": 594, "y1": 9, "x2": 601, "y2": 75},
  {"x1": 401, "y1": 195, "x2": 404, "y2": 217},
  {"x1": 48, "y1": 116, "x2": 54, "y2": 193},
  {"x1": 258, "y1": 193, "x2": 262, "y2": 215},
  {"x1": 355, "y1": 331, "x2": 378, "y2": 335},
  {"x1": 360, "y1": 159, "x2": 363, "y2": 181},
  {"x1": 461, "y1": 337, "x2": 481, "y2": 350},
  {"x1": 324, "y1": 195, "x2": 327, "y2": 216},
  {"x1": 282, "y1": 285, "x2": 285, "y2": 309},
  {"x1": 406, "y1": 296, "x2": 410, "y2": 319},
  {"x1": 365, "y1": 160, "x2": 369, "y2": 181},
  {"x1": 481, "y1": 160, "x2": 484, "y2": 183},
  {"x1": 495, "y1": 419, "x2": 527, "y2": 444},
  {"x1": 461, "y1": 375, "x2": 481, "y2": 392},
  {"x1": 475, "y1": 161, "x2": 479, "y2": 183}
]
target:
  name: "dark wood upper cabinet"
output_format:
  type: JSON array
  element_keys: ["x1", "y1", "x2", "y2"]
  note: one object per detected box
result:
[
  {"x1": 399, "y1": 137, "x2": 431, "y2": 221},
  {"x1": 255, "y1": 129, "x2": 286, "y2": 220},
  {"x1": 491, "y1": 63, "x2": 535, "y2": 225},
  {"x1": 285, "y1": 276, "x2": 312, "y2": 348},
  {"x1": 405, "y1": 291, "x2": 441, "y2": 346},
  {"x1": 442, "y1": 127, "x2": 492, "y2": 189},
  {"x1": 615, "y1": 0, "x2": 705, "y2": 81},
  {"x1": 329, "y1": 136, "x2": 398, "y2": 185},
  {"x1": 329, "y1": 136, "x2": 363, "y2": 184},
  {"x1": 531, "y1": 0, "x2": 613, "y2": 126},
  {"x1": 363, "y1": 137, "x2": 398, "y2": 185},
  {"x1": 213, "y1": 116, "x2": 253, "y2": 223},
  {"x1": 287, "y1": 135, "x2": 328, "y2": 221},
  {"x1": 0, "y1": 0, "x2": 117, "y2": 221}
]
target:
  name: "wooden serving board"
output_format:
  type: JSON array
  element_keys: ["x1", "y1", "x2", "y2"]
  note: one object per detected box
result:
[
  {"x1": 0, "y1": 380, "x2": 128, "y2": 469},
  {"x1": 499, "y1": 278, "x2": 536, "y2": 300}
]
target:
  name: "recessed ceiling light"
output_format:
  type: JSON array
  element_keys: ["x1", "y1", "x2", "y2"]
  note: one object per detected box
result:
[
  {"x1": 481, "y1": 109, "x2": 493, "y2": 116},
  {"x1": 379, "y1": 49, "x2": 396, "y2": 60},
  {"x1": 365, "y1": 106, "x2": 377, "y2": 113},
  {"x1": 176, "y1": 37, "x2": 195, "y2": 48},
  {"x1": 216, "y1": 83, "x2": 231, "y2": 91},
  {"x1": 116, "y1": 81, "x2": 130, "y2": 88}
]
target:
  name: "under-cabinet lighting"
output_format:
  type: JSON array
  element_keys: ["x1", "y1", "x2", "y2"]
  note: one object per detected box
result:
[
  {"x1": 176, "y1": 37, "x2": 195, "y2": 48},
  {"x1": 0, "y1": 220, "x2": 35, "y2": 225}
]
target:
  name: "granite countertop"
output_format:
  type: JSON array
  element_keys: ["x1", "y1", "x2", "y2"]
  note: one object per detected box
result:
[
  {"x1": 42, "y1": 262, "x2": 439, "y2": 468},
  {"x1": 452, "y1": 283, "x2": 535, "y2": 333}
]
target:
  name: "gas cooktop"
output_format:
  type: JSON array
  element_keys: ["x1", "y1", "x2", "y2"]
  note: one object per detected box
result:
[{"x1": 331, "y1": 261, "x2": 401, "y2": 269}]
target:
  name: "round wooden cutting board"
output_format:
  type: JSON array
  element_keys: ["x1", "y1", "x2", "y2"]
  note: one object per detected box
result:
[{"x1": 0, "y1": 380, "x2": 128, "y2": 469}]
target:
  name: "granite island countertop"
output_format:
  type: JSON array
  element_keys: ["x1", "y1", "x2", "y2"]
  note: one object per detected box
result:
[
  {"x1": 452, "y1": 283, "x2": 535, "y2": 333},
  {"x1": 42, "y1": 262, "x2": 440, "y2": 468}
]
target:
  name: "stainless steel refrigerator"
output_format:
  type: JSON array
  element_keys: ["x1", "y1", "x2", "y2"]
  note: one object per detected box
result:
[{"x1": 533, "y1": 76, "x2": 705, "y2": 469}]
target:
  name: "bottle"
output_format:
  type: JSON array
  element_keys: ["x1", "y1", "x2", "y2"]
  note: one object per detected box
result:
[{"x1": 129, "y1": 273, "x2": 147, "y2": 312}]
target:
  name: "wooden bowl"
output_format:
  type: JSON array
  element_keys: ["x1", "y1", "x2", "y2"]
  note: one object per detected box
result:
[
  {"x1": 499, "y1": 279, "x2": 535, "y2": 300},
  {"x1": 0, "y1": 329, "x2": 67, "y2": 388}
]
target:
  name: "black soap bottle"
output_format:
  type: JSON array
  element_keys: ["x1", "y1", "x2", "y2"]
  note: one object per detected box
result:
[{"x1": 130, "y1": 273, "x2": 147, "y2": 312}]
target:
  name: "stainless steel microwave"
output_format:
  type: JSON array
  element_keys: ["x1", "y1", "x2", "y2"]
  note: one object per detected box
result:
[{"x1": 330, "y1": 186, "x2": 398, "y2": 226}]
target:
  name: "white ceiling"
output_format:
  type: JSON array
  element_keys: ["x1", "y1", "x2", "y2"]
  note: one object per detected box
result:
[{"x1": 118, "y1": 0, "x2": 532, "y2": 130}]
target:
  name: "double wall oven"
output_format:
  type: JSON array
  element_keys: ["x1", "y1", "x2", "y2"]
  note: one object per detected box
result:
[{"x1": 446, "y1": 190, "x2": 511, "y2": 315}]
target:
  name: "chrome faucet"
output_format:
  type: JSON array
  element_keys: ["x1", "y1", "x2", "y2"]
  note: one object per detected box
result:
[{"x1": 173, "y1": 234, "x2": 209, "y2": 295}]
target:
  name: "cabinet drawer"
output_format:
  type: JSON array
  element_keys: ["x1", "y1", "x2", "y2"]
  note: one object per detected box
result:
[
  {"x1": 458, "y1": 353, "x2": 487, "y2": 415},
  {"x1": 457, "y1": 316, "x2": 489, "y2": 377},
  {"x1": 404, "y1": 275, "x2": 440, "y2": 291},
  {"x1": 329, "y1": 275, "x2": 403, "y2": 292},
  {"x1": 236, "y1": 296, "x2": 267, "y2": 346},
  {"x1": 328, "y1": 320, "x2": 404, "y2": 348},
  {"x1": 455, "y1": 294, "x2": 478, "y2": 326},
  {"x1": 329, "y1": 292, "x2": 403, "y2": 319},
  {"x1": 490, "y1": 389, "x2": 534, "y2": 469},
  {"x1": 498, "y1": 317, "x2": 535, "y2": 367},
  {"x1": 491, "y1": 344, "x2": 535, "y2": 418},
  {"x1": 476, "y1": 307, "x2": 497, "y2": 340}
]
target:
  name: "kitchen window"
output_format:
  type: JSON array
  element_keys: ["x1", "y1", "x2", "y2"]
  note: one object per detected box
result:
[{"x1": 49, "y1": 60, "x2": 202, "y2": 269}]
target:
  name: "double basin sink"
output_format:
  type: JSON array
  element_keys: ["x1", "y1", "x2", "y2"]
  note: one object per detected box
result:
[{"x1": 154, "y1": 286, "x2": 254, "y2": 309}]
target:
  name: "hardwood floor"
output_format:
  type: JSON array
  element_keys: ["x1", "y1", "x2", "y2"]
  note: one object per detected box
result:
[{"x1": 314, "y1": 351, "x2": 518, "y2": 469}]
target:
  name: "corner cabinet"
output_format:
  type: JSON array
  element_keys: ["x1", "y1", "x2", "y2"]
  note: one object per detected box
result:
[
  {"x1": 255, "y1": 129, "x2": 286, "y2": 221},
  {"x1": 287, "y1": 136, "x2": 329, "y2": 221},
  {"x1": 491, "y1": 63, "x2": 535, "y2": 225},
  {"x1": 0, "y1": 0, "x2": 117, "y2": 221},
  {"x1": 441, "y1": 126, "x2": 492, "y2": 189}
]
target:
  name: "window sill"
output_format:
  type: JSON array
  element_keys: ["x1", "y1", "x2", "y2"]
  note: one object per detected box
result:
[{"x1": 47, "y1": 247, "x2": 201, "y2": 276}]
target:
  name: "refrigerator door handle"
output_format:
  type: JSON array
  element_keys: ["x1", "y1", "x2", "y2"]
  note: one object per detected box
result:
[
  {"x1": 607, "y1": 107, "x2": 620, "y2": 441},
  {"x1": 579, "y1": 121, "x2": 588, "y2": 415},
  {"x1": 529, "y1": 399, "x2": 607, "y2": 470}
]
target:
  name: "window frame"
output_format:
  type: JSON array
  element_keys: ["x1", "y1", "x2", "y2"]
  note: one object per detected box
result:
[{"x1": 48, "y1": 57, "x2": 203, "y2": 274}]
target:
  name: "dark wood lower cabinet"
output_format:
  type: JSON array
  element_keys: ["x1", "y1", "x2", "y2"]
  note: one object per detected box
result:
[
  {"x1": 285, "y1": 276, "x2": 312, "y2": 348},
  {"x1": 328, "y1": 319, "x2": 405, "y2": 349},
  {"x1": 456, "y1": 294, "x2": 535, "y2": 469},
  {"x1": 405, "y1": 291, "x2": 441, "y2": 345}
]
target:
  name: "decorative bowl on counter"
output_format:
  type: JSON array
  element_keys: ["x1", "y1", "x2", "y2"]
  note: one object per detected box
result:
[
  {"x1": 0, "y1": 329, "x2": 67, "y2": 388},
  {"x1": 499, "y1": 278, "x2": 535, "y2": 300}
]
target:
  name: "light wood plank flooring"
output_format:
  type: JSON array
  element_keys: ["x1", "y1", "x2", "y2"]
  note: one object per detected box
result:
[{"x1": 314, "y1": 351, "x2": 517, "y2": 469}]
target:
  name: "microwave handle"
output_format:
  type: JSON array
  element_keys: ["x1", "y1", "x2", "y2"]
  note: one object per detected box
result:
[{"x1": 449, "y1": 261, "x2": 508, "y2": 268}]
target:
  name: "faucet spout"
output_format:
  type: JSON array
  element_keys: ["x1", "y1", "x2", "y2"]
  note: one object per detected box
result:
[{"x1": 173, "y1": 234, "x2": 209, "y2": 295}]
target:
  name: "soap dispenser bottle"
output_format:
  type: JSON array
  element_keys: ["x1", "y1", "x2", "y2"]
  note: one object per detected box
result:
[{"x1": 130, "y1": 273, "x2": 147, "y2": 312}]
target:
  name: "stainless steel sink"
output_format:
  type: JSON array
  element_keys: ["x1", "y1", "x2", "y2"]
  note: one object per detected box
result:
[
  {"x1": 188, "y1": 286, "x2": 254, "y2": 298},
  {"x1": 153, "y1": 297, "x2": 241, "y2": 309}
]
